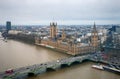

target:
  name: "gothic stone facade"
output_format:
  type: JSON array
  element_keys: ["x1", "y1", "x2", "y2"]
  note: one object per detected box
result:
[{"x1": 35, "y1": 22, "x2": 99, "y2": 55}]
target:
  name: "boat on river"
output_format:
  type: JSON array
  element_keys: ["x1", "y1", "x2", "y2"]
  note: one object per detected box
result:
[
  {"x1": 103, "y1": 65, "x2": 120, "y2": 75},
  {"x1": 92, "y1": 64, "x2": 104, "y2": 70}
]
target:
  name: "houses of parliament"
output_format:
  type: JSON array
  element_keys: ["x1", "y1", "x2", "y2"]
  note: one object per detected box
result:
[{"x1": 35, "y1": 22, "x2": 100, "y2": 55}]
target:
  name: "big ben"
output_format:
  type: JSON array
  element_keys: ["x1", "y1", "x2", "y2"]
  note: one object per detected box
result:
[{"x1": 91, "y1": 22, "x2": 99, "y2": 51}]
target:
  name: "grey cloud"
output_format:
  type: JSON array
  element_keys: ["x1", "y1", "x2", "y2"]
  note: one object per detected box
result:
[{"x1": 0, "y1": 0, "x2": 120, "y2": 25}]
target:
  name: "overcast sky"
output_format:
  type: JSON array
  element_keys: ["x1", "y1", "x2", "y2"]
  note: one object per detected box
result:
[{"x1": 0, "y1": 0, "x2": 120, "y2": 25}]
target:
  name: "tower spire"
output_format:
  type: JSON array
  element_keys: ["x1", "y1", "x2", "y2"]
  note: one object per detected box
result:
[
  {"x1": 92, "y1": 22, "x2": 97, "y2": 33},
  {"x1": 91, "y1": 22, "x2": 99, "y2": 52},
  {"x1": 94, "y1": 22, "x2": 96, "y2": 31}
]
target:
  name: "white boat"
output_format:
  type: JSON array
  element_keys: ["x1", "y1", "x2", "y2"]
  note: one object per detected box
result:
[
  {"x1": 103, "y1": 65, "x2": 120, "y2": 74},
  {"x1": 92, "y1": 65, "x2": 103, "y2": 70},
  {"x1": 45, "y1": 45, "x2": 55, "y2": 48}
]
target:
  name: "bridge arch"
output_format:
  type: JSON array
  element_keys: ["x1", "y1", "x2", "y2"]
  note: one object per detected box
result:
[
  {"x1": 61, "y1": 63, "x2": 69, "y2": 68},
  {"x1": 46, "y1": 67, "x2": 56, "y2": 71},
  {"x1": 28, "y1": 72, "x2": 35, "y2": 77},
  {"x1": 81, "y1": 59, "x2": 88, "y2": 62},
  {"x1": 70, "y1": 61, "x2": 80, "y2": 66}
]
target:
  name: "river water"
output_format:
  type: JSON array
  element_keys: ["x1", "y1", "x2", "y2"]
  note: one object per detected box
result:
[
  {"x1": 0, "y1": 39, "x2": 119, "y2": 79},
  {"x1": 0, "y1": 39, "x2": 69, "y2": 72}
]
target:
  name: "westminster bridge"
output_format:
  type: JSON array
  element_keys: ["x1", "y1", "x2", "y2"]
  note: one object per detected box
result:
[{"x1": 0, "y1": 55, "x2": 94, "y2": 79}]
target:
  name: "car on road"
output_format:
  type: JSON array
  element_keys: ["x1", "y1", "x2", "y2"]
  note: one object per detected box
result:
[{"x1": 5, "y1": 69, "x2": 14, "y2": 74}]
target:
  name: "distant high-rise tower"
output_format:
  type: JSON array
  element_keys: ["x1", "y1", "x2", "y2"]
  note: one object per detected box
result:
[
  {"x1": 91, "y1": 22, "x2": 99, "y2": 51},
  {"x1": 50, "y1": 22, "x2": 57, "y2": 39},
  {"x1": 6, "y1": 21, "x2": 11, "y2": 32}
]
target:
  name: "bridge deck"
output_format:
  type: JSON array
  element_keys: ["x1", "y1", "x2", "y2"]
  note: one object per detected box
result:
[{"x1": 0, "y1": 55, "x2": 89, "y2": 79}]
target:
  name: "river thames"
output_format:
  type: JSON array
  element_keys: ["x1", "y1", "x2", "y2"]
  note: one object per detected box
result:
[{"x1": 0, "y1": 39, "x2": 119, "y2": 79}]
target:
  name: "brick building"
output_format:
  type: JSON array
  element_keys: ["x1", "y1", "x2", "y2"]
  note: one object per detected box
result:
[{"x1": 35, "y1": 22, "x2": 99, "y2": 55}]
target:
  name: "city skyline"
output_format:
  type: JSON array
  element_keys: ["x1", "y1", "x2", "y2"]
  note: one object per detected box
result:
[{"x1": 0, "y1": 0, "x2": 120, "y2": 25}]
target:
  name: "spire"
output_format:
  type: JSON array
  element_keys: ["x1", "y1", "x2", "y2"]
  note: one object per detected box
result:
[
  {"x1": 93, "y1": 22, "x2": 96, "y2": 31},
  {"x1": 92, "y1": 22, "x2": 97, "y2": 33}
]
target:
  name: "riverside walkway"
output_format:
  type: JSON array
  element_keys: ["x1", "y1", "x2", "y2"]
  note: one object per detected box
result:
[{"x1": 0, "y1": 55, "x2": 90, "y2": 79}]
